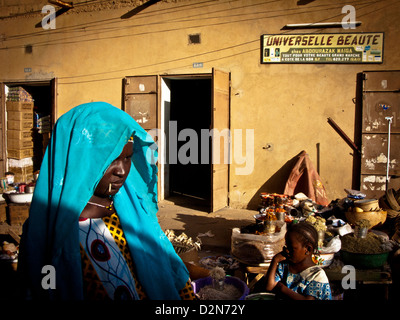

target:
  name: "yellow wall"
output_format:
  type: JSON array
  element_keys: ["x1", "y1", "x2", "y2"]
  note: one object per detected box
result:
[{"x1": 1, "y1": 0, "x2": 400, "y2": 208}]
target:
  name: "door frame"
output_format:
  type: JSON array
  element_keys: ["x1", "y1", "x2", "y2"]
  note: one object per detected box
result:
[
  {"x1": 123, "y1": 69, "x2": 231, "y2": 212},
  {"x1": 159, "y1": 74, "x2": 212, "y2": 202},
  {"x1": 0, "y1": 78, "x2": 57, "y2": 176}
]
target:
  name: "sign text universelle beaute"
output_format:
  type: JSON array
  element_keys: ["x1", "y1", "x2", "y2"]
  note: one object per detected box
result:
[{"x1": 261, "y1": 33, "x2": 384, "y2": 64}]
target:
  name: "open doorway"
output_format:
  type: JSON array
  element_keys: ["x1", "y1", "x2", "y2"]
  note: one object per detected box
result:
[
  {"x1": 161, "y1": 76, "x2": 212, "y2": 209},
  {"x1": 123, "y1": 69, "x2": 230, "y2": 212}
]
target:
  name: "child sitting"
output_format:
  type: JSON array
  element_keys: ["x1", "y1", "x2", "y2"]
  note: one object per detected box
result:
[{"x1": 265, "y1": 221, "x2": 332, "y2": 300}]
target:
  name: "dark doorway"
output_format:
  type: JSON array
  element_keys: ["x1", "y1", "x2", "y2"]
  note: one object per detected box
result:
[{"x1": 168, "y1": 78, "x2": 212, "y2": 205}]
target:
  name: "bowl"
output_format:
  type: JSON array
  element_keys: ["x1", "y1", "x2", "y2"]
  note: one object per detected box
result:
[
  {"x1": 353, "y1": 199, "x2": 379, "y2": 212},
  {"x1": 316, "y1": 252, "x2": 335, "y2": 268},
  {"x1": 192, "y1": 276, "x2": 249, "y2": 300},
  {"x1": 6, "y1": 192, "x2": 33, "y2": 203},
  {"x1": 345, "y1": 210, "x2": 387, "y2": 229},
  {"x1": 340, "y1": 250, "x2": 389, "y2": 269},
  {"x1": 245, "y1": 293, "x2": 276, "y2": 300}
]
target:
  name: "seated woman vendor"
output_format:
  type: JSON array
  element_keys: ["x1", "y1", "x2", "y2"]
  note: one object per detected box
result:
[
  {"x1": 19, "y1": 102, "x2": 194, "y2": 300},
  {"x1": 265, "y1": 222, "x2": 332, "y2": 300}
]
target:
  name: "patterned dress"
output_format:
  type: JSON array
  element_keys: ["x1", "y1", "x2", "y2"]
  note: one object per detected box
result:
[
  {"x1": 79, "y1": 213, "x2": 195, "y2": 300},
  {"x1": 275, "y1": 262, "x2": 332, "y2": 300}
]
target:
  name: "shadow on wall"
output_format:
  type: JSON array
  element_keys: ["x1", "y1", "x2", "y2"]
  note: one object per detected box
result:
[{"x1": 246, "y1": 151, "x2": 305, "y2": 210}]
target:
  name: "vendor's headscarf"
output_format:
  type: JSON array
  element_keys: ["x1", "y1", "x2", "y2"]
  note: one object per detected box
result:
[{"x1": 19, "y1": 102, "x2": 188, "y2": 300}]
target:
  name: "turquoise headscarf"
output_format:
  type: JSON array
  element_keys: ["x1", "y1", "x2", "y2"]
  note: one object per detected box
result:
[{"x1": 19, "y1": 102, "x2": 189, "y2": 300}]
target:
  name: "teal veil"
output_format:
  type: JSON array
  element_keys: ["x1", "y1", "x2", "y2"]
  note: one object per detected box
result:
[{"x1": 19, "y1": 102, "x2": 188, "y2": 300}]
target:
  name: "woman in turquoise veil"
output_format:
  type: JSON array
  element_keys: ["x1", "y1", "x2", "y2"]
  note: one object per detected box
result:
[{"x1": 18, "y1": 102, "x2": 191, "y2": 300}]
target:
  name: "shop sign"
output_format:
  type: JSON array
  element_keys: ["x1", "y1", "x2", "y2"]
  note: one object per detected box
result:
[{"x1": 261, "y1": 33, "x2": 384, "y2": 64}]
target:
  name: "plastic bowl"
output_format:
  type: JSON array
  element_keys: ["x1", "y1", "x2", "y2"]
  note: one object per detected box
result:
[
  {"x1": 317, "y1": 252, "x2": 335, "y2": 268},
  {"x1": 340, "y1": 250, "x2": 389, "y2": 269},
  {"x1": 6, "y1": 192, "x2": 33, "y2": 203},
  {"x1": 192, "y1": 276, "x2": 249, "y2": 300}
]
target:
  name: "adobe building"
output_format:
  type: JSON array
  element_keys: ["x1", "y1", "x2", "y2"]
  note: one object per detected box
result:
[{"x1": 0, "y1": 0, "x2": 399, "y2": 212}]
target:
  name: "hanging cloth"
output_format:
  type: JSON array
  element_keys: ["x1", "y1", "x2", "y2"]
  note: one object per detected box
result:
[{"x1": 283, "y1": 151, "x2": 329, "y2": 206}]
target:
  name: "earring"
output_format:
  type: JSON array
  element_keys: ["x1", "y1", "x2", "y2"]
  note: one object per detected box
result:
[{"x1": 109, "y1": 183, "x2": 112, "y2": 193}]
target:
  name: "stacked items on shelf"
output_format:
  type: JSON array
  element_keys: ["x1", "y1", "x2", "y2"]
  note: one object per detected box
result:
[
  {"x1": 6, "y1": 86, "x2": 34, "y2": 102},
  {"x1": 36, "y1": 114, "x2": 51, "y2": 134},
  {"x1": 6, "y1": 87, "x2": 34, "y2": 183},
  {"x1": 36, "y1": 115, "x2": 51, "y2": 155},
  {"x1": 8, "y1": 158, "x2": 34, "y2": 185}
]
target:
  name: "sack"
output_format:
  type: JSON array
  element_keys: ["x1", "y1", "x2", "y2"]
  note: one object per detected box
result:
[{"x1": 231, "y1": 221, "x2": 286, "y2": 265}]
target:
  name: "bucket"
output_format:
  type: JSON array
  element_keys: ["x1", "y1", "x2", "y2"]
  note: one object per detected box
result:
[{"x1": 192, "y1": 276, "x2": 249, "y2": 300}]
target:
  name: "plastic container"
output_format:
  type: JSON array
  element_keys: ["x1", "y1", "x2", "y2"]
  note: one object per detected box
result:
[
  {"x1": 6, "y1": 191, "x2": 33, "y2": 203},
  {"x1": 340, "y1": 250, "x2": 389, "y2": 269},
  {"x1": 354, "y1": 226, "x2": 368, "y2": 238},
  {"x1": 231, "y1": 221, "x2": 286, "y2": 265}
]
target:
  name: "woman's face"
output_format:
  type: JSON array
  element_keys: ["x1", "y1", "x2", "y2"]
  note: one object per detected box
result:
[
  {"x1": 94, "y1": 142, "x2": 134, "y2": 197},
  {"x1": 283, "y1": 231, "x2": 309, "y2": 264}
]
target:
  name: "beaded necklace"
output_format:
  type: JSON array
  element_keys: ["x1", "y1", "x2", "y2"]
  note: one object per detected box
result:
[{"x1": 87, "y1": 199, "x2": 114, "y2": 211}]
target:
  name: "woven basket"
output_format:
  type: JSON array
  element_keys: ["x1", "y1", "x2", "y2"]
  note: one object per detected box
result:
[{"x1": 379, "y1": 194, "x2": 400, "y2": 219}]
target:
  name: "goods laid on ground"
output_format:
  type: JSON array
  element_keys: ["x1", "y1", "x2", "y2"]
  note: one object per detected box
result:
[
  {"x1": 199, "y1": 255, "x2": 240, "y2": 273},
  {"x1": 232, "y1": 189, "x2": 400, "y2": 271},
  {"x1": 165, "y1": 229, "x2": 201, "y2": 254}
]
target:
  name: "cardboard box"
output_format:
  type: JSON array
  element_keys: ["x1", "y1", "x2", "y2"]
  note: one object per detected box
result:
[
  {"x1": 7, "y1": 148, "x2": 34, "y2": 159},
  {"x1": 7, "y1": 137, "x2": 34, "y2": 149},
  {"x1": 7, "y1": 111, "x2": 33, "y2": 121},
  {"x1": 13, "y1": 173, "x2": 34, "y2": 183},
  {"x1": 0, "y1": 202, "x2": 6, "y2": 223},
  {"x1": 7, "y1": 119, "x2": 33, "y2": 131},
  {"x1": 6, "y1": 101, "x2": 34, "y2": 112},
  {"x1": 7, "y1": 203, "x2": 30, "y2": 225},
  {"x1": 7, "y1": 129, "x2": 32, "y2": 141},
  {"x1": 8, "y1": 165, "x2": 34, "y2": 175}
]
